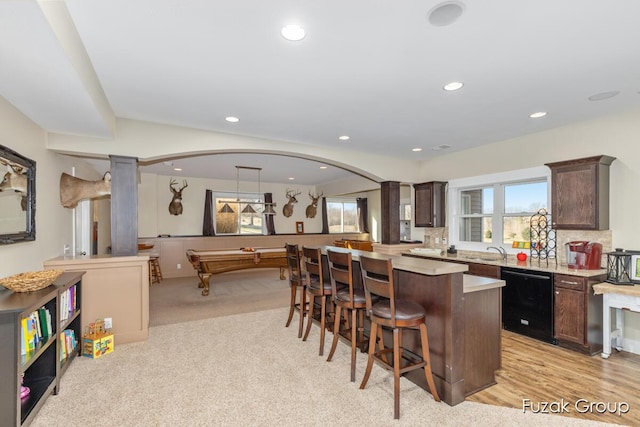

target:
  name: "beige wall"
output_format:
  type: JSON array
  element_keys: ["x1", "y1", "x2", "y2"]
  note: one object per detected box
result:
[
  {"x1": 419, "y1": 108, "x2": 640, "y2": 251},
  {"x1": 138, "y1": 172, "x2": 331, "y2": 237},
  {"x1": 0, "y1": 97, "x2": 103, "y2": 278},
  {"x1": 48, "y1": 118, "x2": 423, "y2": 184},
  {"x1": 5, "y1": 94, "x2": 640, "y2": 351},
  {"x1": 418, "y1": 108, "x2": 640, "y2": 347}
]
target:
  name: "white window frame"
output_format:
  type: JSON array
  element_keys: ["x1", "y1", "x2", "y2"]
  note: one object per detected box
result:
[
  {"x1": 326, "y1": 198, "x2": 359, "y2": 234},
  {"x1": 213, "y1": 192, "x2": 266, "y2": 235},
  {"x1": 447, "y1": 166, "x2": 550, "y2": 254}
]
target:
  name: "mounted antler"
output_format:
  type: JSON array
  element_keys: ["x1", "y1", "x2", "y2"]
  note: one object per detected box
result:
[
  {"x1": 169, "y1": 178, "x2": 188, "y2": 216},
  {"x1": 282, "y1": 188, "x2": 301, "y2": 218},
  {"x1": 305, "y1": 191, "x2": 323, "y2": 218},
  {"x1": 59, "y1": 171, "x2": 111, "y2": 209}
]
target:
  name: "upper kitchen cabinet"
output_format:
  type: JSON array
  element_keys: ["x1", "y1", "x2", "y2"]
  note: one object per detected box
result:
[
  {"x1": 414, "y1": 181, "x2": 446, "y2": 227},
  {"x1": 545, "y1": 155, "x2": 616, "y2": 230}
]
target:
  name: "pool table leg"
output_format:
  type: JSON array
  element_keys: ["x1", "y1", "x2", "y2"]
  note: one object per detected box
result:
[{"x1": 197, "y1": 272, "x2": 212, "y2": 296}]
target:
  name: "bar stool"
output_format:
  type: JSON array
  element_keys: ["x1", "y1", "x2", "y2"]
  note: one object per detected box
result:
[
  {"x1": 301, "y1": 246, "x2": 333, "y2": 355},
  {"x1": 326, "y1": 249, "x2": 370, "y2": 382},
  {"x1": 358, "y1": 254, "x2": 440, "y2": 419},
  {"x1": 285, "y1": 243, "x2": 307, "y2": 338},
  {"x1": 149, "y1": 255, "x2": 162, "y2": 285}
]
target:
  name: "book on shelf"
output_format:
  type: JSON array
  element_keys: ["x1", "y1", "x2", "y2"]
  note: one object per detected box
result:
[
  {"x1": 21, "y1": 306, "x2": 53, "y2": 356},
  {"x1": 60, "y1": 329, "x2": 78, "y2": 361},
  {"x1": 59, "y1": 285, "x2": 78, "y2": 324}
]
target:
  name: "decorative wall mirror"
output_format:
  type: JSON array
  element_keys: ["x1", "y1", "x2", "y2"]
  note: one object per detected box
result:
[{"x1": 0, "y1": 144, "x2": 35, "y2": 244}]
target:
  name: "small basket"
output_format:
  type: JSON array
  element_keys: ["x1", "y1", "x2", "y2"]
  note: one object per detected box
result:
[{"x1": 0, "y1": 270, "x2": 64, "y2": 293}]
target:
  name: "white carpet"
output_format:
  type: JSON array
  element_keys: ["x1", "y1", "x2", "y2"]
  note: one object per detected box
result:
[{"x1": 30, "y1": 308, "x2": 618, "y2": 427}]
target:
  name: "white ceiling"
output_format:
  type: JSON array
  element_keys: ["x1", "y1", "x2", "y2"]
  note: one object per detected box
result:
[{"x1": 1, "y1": 1, "x2": 640, "y2": 184}]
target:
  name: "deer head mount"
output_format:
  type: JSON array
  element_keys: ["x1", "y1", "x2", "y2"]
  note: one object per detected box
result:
[
  {"x1": 59, "y1": 171, "x2": 112, "y2": 209},
  {"x1": 305, "y1": 191, "x2": 323, "y2": 218},
  {"x1": 0, "y1": 165, "x2": 27, "y2": 194},
  {"x1": 169, "y1": 178, "x2": 188, "y2": 216},
  {"x1": 0, "y1": 165, "x2": 28, "y2": 211},
  {"x1": 282, "y1": 189, "x2": 301, "y2": 218}
]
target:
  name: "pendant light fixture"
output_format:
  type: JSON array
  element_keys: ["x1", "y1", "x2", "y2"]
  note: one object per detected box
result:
[
  {"x1": 217, "y1": 166, "x2": 276, "y2": 216},
  {"x1": 218, "y1": 203, "x2": 235, "y2": 213}
]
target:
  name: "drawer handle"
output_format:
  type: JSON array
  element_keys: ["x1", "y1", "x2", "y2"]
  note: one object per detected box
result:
[{"x1": 560, "y1": 280, "x2": 580, "y2": 285}]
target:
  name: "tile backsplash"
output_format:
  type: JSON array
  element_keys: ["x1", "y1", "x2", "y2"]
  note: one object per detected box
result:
[{"x1": 423, "y1": 227, "x2": 613, "y2": 267}]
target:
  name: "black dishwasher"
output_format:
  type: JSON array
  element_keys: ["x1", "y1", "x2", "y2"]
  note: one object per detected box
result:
[{"x1": 501, "y1": 267, "x2": 555, "y2": 344}]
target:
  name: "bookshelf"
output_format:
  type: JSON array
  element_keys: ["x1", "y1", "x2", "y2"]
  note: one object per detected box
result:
[{"x1": 0, "y1": 271, "x2": 84, "y2": 427}]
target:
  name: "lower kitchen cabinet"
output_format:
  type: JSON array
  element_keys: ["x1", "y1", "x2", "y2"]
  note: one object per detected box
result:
[{"x1": 554, "y1": 273, "x2": 604, "y2": 355}]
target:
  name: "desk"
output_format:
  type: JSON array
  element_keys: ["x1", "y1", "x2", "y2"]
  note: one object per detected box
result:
[
  {"x1": 186, "y1": 248, "x2": 287, "y2": 296},
  {"x1": 593, "y1": 282, "x2": 640, "y2": 359}
]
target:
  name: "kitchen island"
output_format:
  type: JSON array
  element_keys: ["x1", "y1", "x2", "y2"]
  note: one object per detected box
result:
[{"x1": 317, "y1": 246, "x2": 505, "y2": 406}]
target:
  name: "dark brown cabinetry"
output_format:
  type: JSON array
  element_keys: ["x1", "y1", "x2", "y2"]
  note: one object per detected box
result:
[
  {"x1": 545, "y1": 155, "x2": 615, "y2": 230},
  {"x1": 414, "y1": 181, "x2": 446, "y2": 227},
  {"x1": 553, "y1": 273, "x2": 604, "y2": 354},
  {"x1": 0, "y1": 271, "x2": 83, "y2": 427}
]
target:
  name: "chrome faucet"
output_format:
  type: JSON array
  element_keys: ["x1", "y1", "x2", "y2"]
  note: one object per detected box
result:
[{"x1": 487, "y1": 246, "x2": 507, "y2": 262}]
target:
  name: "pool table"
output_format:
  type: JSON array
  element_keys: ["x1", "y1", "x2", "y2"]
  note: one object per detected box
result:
[{"x1": 186, "y1": 247, "x2": 288, "y2": 296}]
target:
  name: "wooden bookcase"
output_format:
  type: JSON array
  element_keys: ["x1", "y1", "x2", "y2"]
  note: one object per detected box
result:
[{"x1": 0, "y1": 271, "x2": 84, "y2": 427}]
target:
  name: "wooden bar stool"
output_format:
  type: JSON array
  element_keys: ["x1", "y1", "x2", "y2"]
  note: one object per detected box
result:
[
  {"x1": 285, "y1": 243, "x2": 307, "y2": 338},
  {"x1": 359, "y1": 254, "x2": 440, "y2": 419},
  {"x1": 149, "y1": 255, "x2": 162, "y2": 285},
  {"x1": 326, "y1": 249, "x2": 370, "y2": 382},
  {"x1": 301, "y1": 246, "x2": 333, "y2": 355}
]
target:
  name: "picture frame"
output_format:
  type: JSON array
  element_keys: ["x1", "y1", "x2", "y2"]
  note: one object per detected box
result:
[{"x1": 295, "y1": 221, "x2": 304, "y2": 234}]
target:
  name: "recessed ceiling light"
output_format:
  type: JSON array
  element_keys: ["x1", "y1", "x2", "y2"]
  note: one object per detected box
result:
[
  {"x1": 529, "y1": 111, "x2": 547, "y2": 118},
  {"x1": 173, "y1": 167, "x2": 182, "y2": 171},
  {"x1": 338, "y1": 135, "x2": 350, "y2": 141},
  {"x1": 412, "y1": 148, "x2": 423, "y2": 152},
  {"x1": 288, "y1": 177, "x2": 295, "y2": 181},
  {"x1": 443, "y1": 81, "x2": 464, "y2": 91},
  {"x1": 225, "y1": 116, "x2": 239, "y2": 123},
  {"x1": 281, "y1": 24, "x2": 305, "y2": 41},
  {"x1": 432, "y1": 144, "x2": 452, "y2": 151},
  {"x1": 588, "y1": 91, "x2": 620, "y2": 101},
  {"x1": 428, "y1": 2, "x2": 465, "y2": 27},
  {"x1": 319, "y1": 166, "x2": 327, "y2": 169}
]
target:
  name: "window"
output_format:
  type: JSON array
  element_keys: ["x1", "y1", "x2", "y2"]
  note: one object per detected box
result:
[
  {"x1": 327, "y1": 199, "x2": 358, "y2": 233},
  {"x1": 214, "y1": 193, "x2": 264, "y2": 235},
  {"x1": 449, "y1": 167, "x2": 550, "y2": 252}
]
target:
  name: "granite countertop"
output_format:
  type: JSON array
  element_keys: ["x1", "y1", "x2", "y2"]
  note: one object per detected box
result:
[
  {"x1": 463, "y1": 275, "x2": 505, "y2": 294},
  {"x1": 318, "y1": 245, "x2": 468, "y2": 276},
  {"x1": 593, "y1": 282, "x2": 640, "y2": 296},
  {"x1": 403, "y1": 251, "x2": 607, "y2": 278}
]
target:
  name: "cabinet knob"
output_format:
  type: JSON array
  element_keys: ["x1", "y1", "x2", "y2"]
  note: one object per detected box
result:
[{"x1": 555, "y1": 291, "x2": 559, "y2": 295}]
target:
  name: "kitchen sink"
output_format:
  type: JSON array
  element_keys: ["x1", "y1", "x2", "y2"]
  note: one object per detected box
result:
[{"x1": 460, "y1": 256, "x2": 502, "y2": 263}]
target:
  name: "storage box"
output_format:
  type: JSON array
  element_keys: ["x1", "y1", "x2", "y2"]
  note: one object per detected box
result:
[{"x1": 82, "y1": 333, "x2": 114, "y2": 358}]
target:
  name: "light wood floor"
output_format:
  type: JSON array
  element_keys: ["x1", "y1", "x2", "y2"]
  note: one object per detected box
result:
[
  {"x1": 151, "y1": 272, "x2": 640, "y2": 426},
  {"x1": 467, "y1": 330, "x2": 640, "y2": 426}
]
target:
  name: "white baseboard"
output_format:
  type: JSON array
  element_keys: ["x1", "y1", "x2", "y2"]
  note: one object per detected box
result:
[{"x1": 622, "y1": 337, "x2": 640, "y2": 355}]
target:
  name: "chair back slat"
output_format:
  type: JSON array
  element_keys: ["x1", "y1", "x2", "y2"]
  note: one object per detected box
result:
[
  {"x1": 359, "y1": 255, "x2": 395, "y2": 325},
  {"x1": 302, "y1": 246, "x2": 322, "y2": 284},
  {"x1": 327, "y1": 249, "x2": 354, "y2": 303},
  {"x1": 285, "y1": 243, "x2": 302, "y2": 286}
]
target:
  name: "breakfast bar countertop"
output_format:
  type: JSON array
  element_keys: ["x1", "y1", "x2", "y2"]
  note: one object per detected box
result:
[
  {"x1": 318, "y1": 245, "x2": 469, "y2": 276},
  {"x1": 403, "y1": 250, "x2": 607, "y2": 278}
]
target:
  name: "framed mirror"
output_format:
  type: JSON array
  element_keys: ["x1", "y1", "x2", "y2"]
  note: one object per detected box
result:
[{"x1": 0, "y1": 144, "x2": 35, "y2": 244}]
